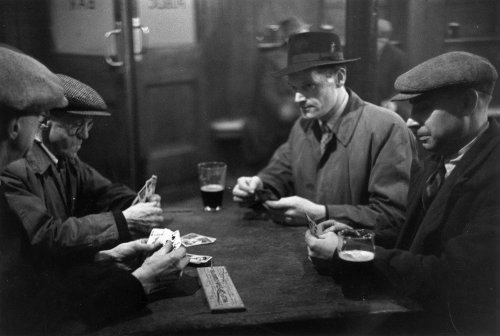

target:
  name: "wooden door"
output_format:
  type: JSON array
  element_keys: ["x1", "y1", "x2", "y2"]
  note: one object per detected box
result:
[{"x1": 46, "y1": 0, "x2": 205, "y2": 197}]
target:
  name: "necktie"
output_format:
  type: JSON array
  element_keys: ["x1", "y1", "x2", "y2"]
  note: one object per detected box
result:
[
  {"x1": 319, "y1": 123, "x2": 332, "y2": 156},
  {"x1": 421, "y1": 157, "x2": 446, "y2": 210}
]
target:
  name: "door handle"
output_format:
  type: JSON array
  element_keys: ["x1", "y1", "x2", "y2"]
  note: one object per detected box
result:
[
  {"x1": 104, "y1": 24, "x2": 150, "y2": 66},
  {"x1": 104, "y1": 28, "x2": 124, "y2": 67}
]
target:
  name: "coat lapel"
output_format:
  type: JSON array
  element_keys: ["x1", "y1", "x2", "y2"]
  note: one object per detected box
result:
[{"x1": 410, "y1": 119, "x2": 500, "y2": 252}]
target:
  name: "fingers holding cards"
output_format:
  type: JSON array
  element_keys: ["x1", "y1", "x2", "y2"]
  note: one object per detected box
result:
[{"x1": 132, "y1": 175, "x2": 158, "y2": 206}]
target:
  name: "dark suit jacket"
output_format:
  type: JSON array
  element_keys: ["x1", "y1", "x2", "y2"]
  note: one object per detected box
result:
[
  {"x1": 0, "y1": 183, "x2": 147, "y2": 333},
  {"x1": 373, "y1": 119, "x2": 500, "y2": 334}
]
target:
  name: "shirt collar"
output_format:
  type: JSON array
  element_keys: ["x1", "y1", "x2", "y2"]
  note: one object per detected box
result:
[
  {"x1": 319, "y1": 90, "x2": 350, "y2": 132},
  {"x1": 444, "y1": 121, "x2": 489, "y2": 177}
]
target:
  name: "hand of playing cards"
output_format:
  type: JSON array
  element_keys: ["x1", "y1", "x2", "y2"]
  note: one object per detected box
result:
[
  {"x1": 132, "y1": 175, "x2": 158, "y2": 206},
  {"x1": 147, "y1": 230, "x2": 216, "y2": 266},
  {"x1": 147, "y1": 228, "x2": 182, "y2": 249},
  {"x1": 305, "y1": 211, "x2": 319, "y2": 237}
]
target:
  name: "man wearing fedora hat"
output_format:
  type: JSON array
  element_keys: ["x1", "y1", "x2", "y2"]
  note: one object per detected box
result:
[
  {"x1": 234, "y1": 32, "x2": 416, "y2": 244},
  {"x1": 1, "y1": 74, "x2": 165, "y2": 261},
  {"x1": 0, "y1": 49, "x2": 189, "y2": 332},
  {"x1": 305, "y1": 51, "x2": 500, "y2": 334}
]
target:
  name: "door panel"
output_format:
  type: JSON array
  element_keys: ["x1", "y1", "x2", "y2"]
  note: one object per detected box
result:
[{"x1": 137, "y1": 46, "x2": 203, "y2": 189}]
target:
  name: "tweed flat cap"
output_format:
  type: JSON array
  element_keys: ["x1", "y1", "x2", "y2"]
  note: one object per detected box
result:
[
  {"x1": 55, "y1": 74, "x2": 110, "y2": 117},
  {"x1": 392, "y1": 51, "x2": 498, "y2": 101},
  {"x1": 0, "y1": 46, "x2": 67, "y2": 113}
]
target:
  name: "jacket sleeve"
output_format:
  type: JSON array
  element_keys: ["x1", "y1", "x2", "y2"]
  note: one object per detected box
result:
[
  {"x1": 0, "y1": 164, "x2": 131, "y2": 263},
  {"x1": 65, "y1": 263, "x2": 148, "y2": 329},
  {"x1": 371, "y1": 207, "x2": 500, "y2": 334},
  {"x1": 327, "y1": 121, "x2": 417, "y2": 233}
]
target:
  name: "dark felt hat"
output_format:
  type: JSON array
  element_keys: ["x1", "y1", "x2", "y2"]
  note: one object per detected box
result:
[
  {"x1": 274, "y1": 32, "x2": 360, "y2": 77},
  {"x1": 392, "y1": 51, "x2": 498, "y2": 101},
  {"x1": 0, "y1": 46, "x2": 67, "y2": 114},
  {"x1": 54, "y1": 74, "x2": 110, "y2": 117}
]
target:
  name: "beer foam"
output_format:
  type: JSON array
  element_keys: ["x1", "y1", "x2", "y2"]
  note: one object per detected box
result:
[
  {"x1": 201, "y1": 184, "x2": 224, "y2": 192},
  {"x1": 338, "y1": 250, "x2": 374, "y2": 262}
]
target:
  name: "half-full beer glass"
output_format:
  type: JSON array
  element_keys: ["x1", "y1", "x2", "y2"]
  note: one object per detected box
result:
[
  {"x1": 338, "y1": 229, "x2": 375, "y2": 300},
  {"x1": 197, "y1": 162, "x2": 227, "y2": 212}
]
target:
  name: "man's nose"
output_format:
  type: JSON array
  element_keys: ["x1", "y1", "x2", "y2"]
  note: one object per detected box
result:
[
  {"x1": 77, "y1": 124, "x2": 90, "y2": 140},
  {"x1": 406, "y1": 117, "x2": 419, "y2": 129},
  {"x1": 295, "y1": 92, "x2": 306, "y2": 103}
]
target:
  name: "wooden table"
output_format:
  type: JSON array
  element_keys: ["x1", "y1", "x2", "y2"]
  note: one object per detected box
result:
[{"x1": 91, "y1": 197, "x2": 421, "y2": 336}]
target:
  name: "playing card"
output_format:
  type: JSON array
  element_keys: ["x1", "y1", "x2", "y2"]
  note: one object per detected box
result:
[
  {"x1": 171, "y1": 230, "x2": 181, "y2": 250},
  {"x1": 187, "y1": 253, "x2": 212, "y2": 264},
  {"x1": 181, "y1": 233, "x2": 216, "y2": 247},
  {"x1": 147, "y1": 228, "x2": 181, "y2": 249},
  {"x1": 132, "y1": 175, "x2": 158, "y2": 205},
  {"x1": 147, "y1": 228, "x2": 169, "y2": 245},
  {"x1": 305, "y1": 212, "x2": 318, "y2": 237},
  {"x1": 255, "y1": 188, "x2": 278, "y2": 202}
]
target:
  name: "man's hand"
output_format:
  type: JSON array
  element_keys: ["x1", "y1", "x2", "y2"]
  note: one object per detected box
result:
[
  {"x1": 132, "y1": 241, "x2": 189, "y2": 295},
  {"x1": 232, "y1": 176, "x2": 263, "y2": 202},
  {"x1": 265, "y1": 196, "x2": 326, "y2": 223},
  {"x1": 305, "y1": 230, "x2": 339, "y2": 260},
  {"x1": 123, "y1": 202, "x2": 164, "y2": 233},
  {"x1": 95, "y1": 238, "x2": 160, "y2": 271},
  {"x1": 145, "y1": 193, "x2": 161, "y2": 208},
  {"x1": 318, "y1": 219, "x2": 352, "y2": 235}
]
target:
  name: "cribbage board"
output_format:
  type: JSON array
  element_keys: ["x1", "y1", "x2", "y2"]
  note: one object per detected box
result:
[{"x1": 197, "y1": 266, "x2": 246, "y2": 313}]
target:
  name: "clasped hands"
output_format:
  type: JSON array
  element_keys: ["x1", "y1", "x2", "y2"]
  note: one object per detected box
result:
[
  {"x1": 96, "y1": 239, "x2": 189, "y2": 295},
  {"x1": 232, "y1": 176, "x2": 326, "y2": 223}
]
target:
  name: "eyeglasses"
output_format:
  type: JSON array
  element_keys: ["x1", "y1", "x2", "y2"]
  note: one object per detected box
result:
[{"x1": 54, "y1": 118, "x2": 94, "y2": 136}]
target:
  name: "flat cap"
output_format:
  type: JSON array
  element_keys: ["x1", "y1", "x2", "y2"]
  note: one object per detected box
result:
[
  {"x1": 55, "y1": 74, "x2": 110, "y2": 117},
  {"x1": 0, "y1": 46, "x2": 67, "y2": 113},
  {"x1": 392, "y1": 51, "x2": 498, "y2": 101}
]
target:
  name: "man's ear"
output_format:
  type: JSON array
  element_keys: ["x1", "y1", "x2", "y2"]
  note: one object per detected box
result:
[
  {"x1": 7, "y1": 118, "x2": 19, "y2": 141},
  {"x1": 335, "y1": 67, "x2": 346, "y2": 86},
  {"x1": 463, "y1": 88, "x2": 479, "y2": 115}
]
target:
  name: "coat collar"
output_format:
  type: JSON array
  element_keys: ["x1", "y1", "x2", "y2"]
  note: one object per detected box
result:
[
  {"x1": 299, "y1": 88, "x2": 365, "y2": 147},
  {"x1": 25, "y1": 140, "x2": 78, "y2": 175},
  {"x1": 410, "y1": 118, "x2": 500, "y2": 250}
]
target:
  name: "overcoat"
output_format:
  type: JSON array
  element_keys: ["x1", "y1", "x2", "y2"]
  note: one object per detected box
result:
[
  {"x1": 372, "y1": 119, "x2": 500, "y2": 334},
  {"x1": 258, "y1": 89, "x2": 417, "y2": 237},
  {"x1": 1, "y1": 140, "x2": 135, "y2": 262}
]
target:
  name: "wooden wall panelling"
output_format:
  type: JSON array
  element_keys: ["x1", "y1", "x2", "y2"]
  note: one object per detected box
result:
[
  {"x1": 345, "y1": 0, "x2": 378, "y2": 103},
  {"x1": 136, "y1": 45, "x2": 204, "y2": 198}
]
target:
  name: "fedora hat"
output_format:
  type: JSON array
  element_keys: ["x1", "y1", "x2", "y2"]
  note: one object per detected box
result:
[{"x1": 274, "y1": 32, "x2": 360, "y2": 77}]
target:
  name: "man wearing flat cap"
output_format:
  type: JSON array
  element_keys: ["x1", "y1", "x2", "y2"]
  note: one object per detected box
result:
[
  {"x1": 1, "y1": 74, "x2": 165, "y2": 263},
  {"x1": 234, "y1": 32, "x2": 416, "y2": 246},
  {"x1": 0, "y1": 62, "x2": 188, "y2": 332},
  {"x1": 306, "y1": 51, "x2": 500, "y2": 334}
]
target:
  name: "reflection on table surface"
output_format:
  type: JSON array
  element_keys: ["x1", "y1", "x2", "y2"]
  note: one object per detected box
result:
[{"x1": 91, "y1": 197, "x2": 421, "y2": 336}]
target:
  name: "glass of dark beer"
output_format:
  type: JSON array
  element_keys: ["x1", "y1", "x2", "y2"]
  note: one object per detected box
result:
[
  {"x1": 197, "y1": 162, "x2": 227, "y2": 212},
  {"x1": 338, "y1": 229, "x2": 375, "y2": 300}
]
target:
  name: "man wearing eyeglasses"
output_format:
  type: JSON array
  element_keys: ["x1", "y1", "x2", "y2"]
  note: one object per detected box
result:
[{"x1": 1, "y1": 74, "x2": 163, "y2": 263}]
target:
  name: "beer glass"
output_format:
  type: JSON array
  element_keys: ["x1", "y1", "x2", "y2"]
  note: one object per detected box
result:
[
  {"x1": 338, "y1": 229, "x2": 375, "y2": 300},
  {"x1": 197, "y1": 162, "x2": 227, "y2": 212}
]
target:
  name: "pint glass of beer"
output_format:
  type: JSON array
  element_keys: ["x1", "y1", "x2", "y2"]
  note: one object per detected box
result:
[
  {"x1": 338, "y1": 229, "x2": 375, "y2": 300},
  {"x1": 197, "y1": 162, "x2": 227, "y2": 212}
]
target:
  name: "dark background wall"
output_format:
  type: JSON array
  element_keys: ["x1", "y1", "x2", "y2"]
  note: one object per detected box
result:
[{"x1": 1, "y1": 0, "x2": 499, "y2": 201}]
